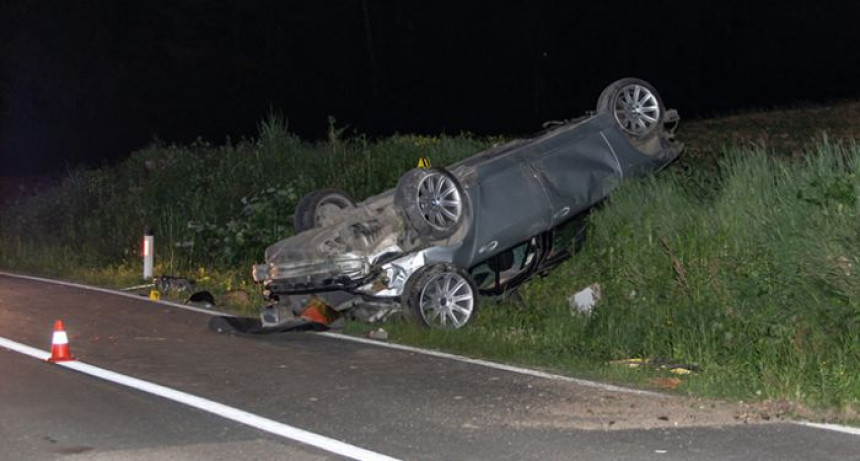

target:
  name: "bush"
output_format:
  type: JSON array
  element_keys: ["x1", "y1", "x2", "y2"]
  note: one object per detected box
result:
[{"x1": 0, "y1": 115, "x2": 491, "y2": 272}]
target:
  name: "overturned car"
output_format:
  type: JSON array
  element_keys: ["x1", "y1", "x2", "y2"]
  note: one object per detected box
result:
[{"x1": 252, "y1": 77, "x2": 682, "y2": 329}]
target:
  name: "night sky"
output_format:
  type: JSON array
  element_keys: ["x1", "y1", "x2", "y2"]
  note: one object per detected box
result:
[{"x1": 1, "y1": 1, "x2": 858, "y2": 176}]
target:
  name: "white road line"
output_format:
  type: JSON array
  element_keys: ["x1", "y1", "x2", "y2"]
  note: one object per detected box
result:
[
  {"x1": 0, "y1": 336, "x2": 51, "y2": 360},
  {"x1": 796, "y1": 421, "x2": 860, "y2": 436},
  {"x1": 0, "y1": 271, "x2": 233, "y2": 317},
  {"x1": 0, "y1": 272, "x2": 661, "y2": 396},
  {"x1": 0, "y1": 336, "x2": 401, "y2": 461},
  {"x1": 1, "y1": 272, "x2": 660, "y2": 393},
  {"x1": 317, "y1": 332, "x2": 666, "y2": 397},
  {"x1": 2, "y1": 268, "x2": 661, "y2": 397},
  {"x1": 4, "y1": 271, "x2": 860, "y2": 438}
]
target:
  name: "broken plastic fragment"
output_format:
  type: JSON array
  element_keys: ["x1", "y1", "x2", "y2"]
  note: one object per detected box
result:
[
  {"x1": 368, "y1": 328, "x2": 389, "y2": 340},
  {"x1": 569, "y1": 283, "x2": 602, "y2": 315},
  {"x1": 300, "y1": 296, "x2": 341, "y2": 324}
]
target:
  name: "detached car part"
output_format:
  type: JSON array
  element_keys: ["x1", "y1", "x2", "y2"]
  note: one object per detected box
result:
[{"x1": 253, "y1": 77, "x2": 682, "y2": 329}]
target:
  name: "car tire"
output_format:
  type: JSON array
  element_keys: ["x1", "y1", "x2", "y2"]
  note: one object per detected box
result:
[
  {"x1": 597, "y1": 78, "x2": 664, "y2": 141},
  {"x1": 394, "y1": 167, "x2": 469, "y2": 241},
  {"x1": 293, "y1": 188, "x2": 355, "y2": 233},
  {"x1": 403, "y1": 263, "x2": 478, "y2": 329}
]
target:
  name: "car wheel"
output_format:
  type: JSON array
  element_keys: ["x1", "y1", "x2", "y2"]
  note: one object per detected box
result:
[
  {"x1": 293, "y1": 188, "x2": 355, "y2": 233},
  {"x1": 395, "y1": 167, "x2": 468, "y2": 241},
  {"x1": 597, "y1": 78, "x2": 664, "y2": 140},
  {"x1": 403, "y1": 263, "x2": 478, "y2": 329}
]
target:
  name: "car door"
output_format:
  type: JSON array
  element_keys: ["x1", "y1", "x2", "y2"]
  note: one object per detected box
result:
[
  {"x1": 462, "y1": 154, "x2": 553, "y2": 265},
  {"x1": 529, "y1": 119, "x2": 623, "y2": 227}
]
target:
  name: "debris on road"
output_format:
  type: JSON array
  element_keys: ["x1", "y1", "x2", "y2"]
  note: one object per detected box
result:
[
  {"x1": 208, "y1": 315, "x2": 329, "y2": 336},
  {"x1": 208, "y1": 293, "x2": 349, "y2": 336}
]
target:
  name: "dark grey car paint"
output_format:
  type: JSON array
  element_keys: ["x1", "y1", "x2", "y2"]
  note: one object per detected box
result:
[{"x1": 447, "y1": 113, "x2": 673, "y2": 269}]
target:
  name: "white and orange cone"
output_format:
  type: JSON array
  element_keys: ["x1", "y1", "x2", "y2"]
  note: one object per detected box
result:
[{"x1": 47, "y1": 320, "x2": 75, "y2": 362}]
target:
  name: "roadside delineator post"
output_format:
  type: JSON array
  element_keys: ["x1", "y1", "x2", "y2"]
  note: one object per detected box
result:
[
  {"x1": 142, "y1": 226, "x2": 154, "y2": 280},
  {"x1": 47, "y1": 320, "x2": 75, "y2": 362}
]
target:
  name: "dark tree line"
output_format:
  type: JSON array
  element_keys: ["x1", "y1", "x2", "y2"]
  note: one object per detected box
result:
[{"x1": 1, "y1": 0, "x2": 858, "y2": 175}]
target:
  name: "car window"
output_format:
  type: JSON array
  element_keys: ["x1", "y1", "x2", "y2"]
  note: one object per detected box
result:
[{"x1": 470, "y1": 239, "x2": 538, "y2": 292}]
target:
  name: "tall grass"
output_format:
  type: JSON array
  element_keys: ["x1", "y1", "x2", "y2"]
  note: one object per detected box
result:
[
  {"x1": 1, "y1": 113, "x2": 857, "y2": 410},
  {"x1": 579, "y1": 140, "x2": 859, "y2": 406},
  {"x1": 388, "y1": 139, "x2": 859, "y2": 409}
]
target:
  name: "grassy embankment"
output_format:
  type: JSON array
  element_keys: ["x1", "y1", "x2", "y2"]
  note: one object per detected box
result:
[{"x1": 1, "y1": 104, "x2": 858, "y2": 416}]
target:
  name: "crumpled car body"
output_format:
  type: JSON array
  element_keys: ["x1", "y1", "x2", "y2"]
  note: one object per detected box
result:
[{"x1": 253, "y1": 78, "x2": 683, "y2": 329}]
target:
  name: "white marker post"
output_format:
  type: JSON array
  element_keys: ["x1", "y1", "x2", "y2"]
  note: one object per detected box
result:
[{"x1": 142, "y1": 226, "x2": 154, "y2": 280}]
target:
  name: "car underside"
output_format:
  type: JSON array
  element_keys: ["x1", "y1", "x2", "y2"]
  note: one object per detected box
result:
[{"x1": 252, "y1": 77, "x2": 683, "y2": 329}]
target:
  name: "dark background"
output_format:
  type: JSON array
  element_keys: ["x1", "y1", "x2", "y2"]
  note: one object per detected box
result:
[{"x1": 1, "y1": 1, "x2": 858, "y2": 176}]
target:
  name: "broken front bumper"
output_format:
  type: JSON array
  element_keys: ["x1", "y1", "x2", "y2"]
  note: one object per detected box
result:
[{"x1": 252, "y1": 254, "x2": 373, "y2": 294}]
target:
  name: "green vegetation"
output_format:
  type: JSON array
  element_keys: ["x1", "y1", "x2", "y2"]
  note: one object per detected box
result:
[
  {"x1": 0, "y1": 115, "x2": 487, "y2": 273},
  {"x1": 386, "y1": 140, "x2": 860, "y2": 412},
  {"x1": 2, "y1": 104, "x2": 859, "y2": 416}
]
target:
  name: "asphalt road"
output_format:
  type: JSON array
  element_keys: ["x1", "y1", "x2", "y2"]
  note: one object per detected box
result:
[
  {"x1": 0, "y1": 349, "x2": 337, "y2": 460},
  {"x1": 1, "y1": 274, "x2": 857, "y2": 460}
]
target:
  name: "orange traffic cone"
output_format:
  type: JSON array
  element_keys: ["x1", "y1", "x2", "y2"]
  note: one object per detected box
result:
[{"x1": 47, "y1": 320, "x2": 75, "y2": 362}]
